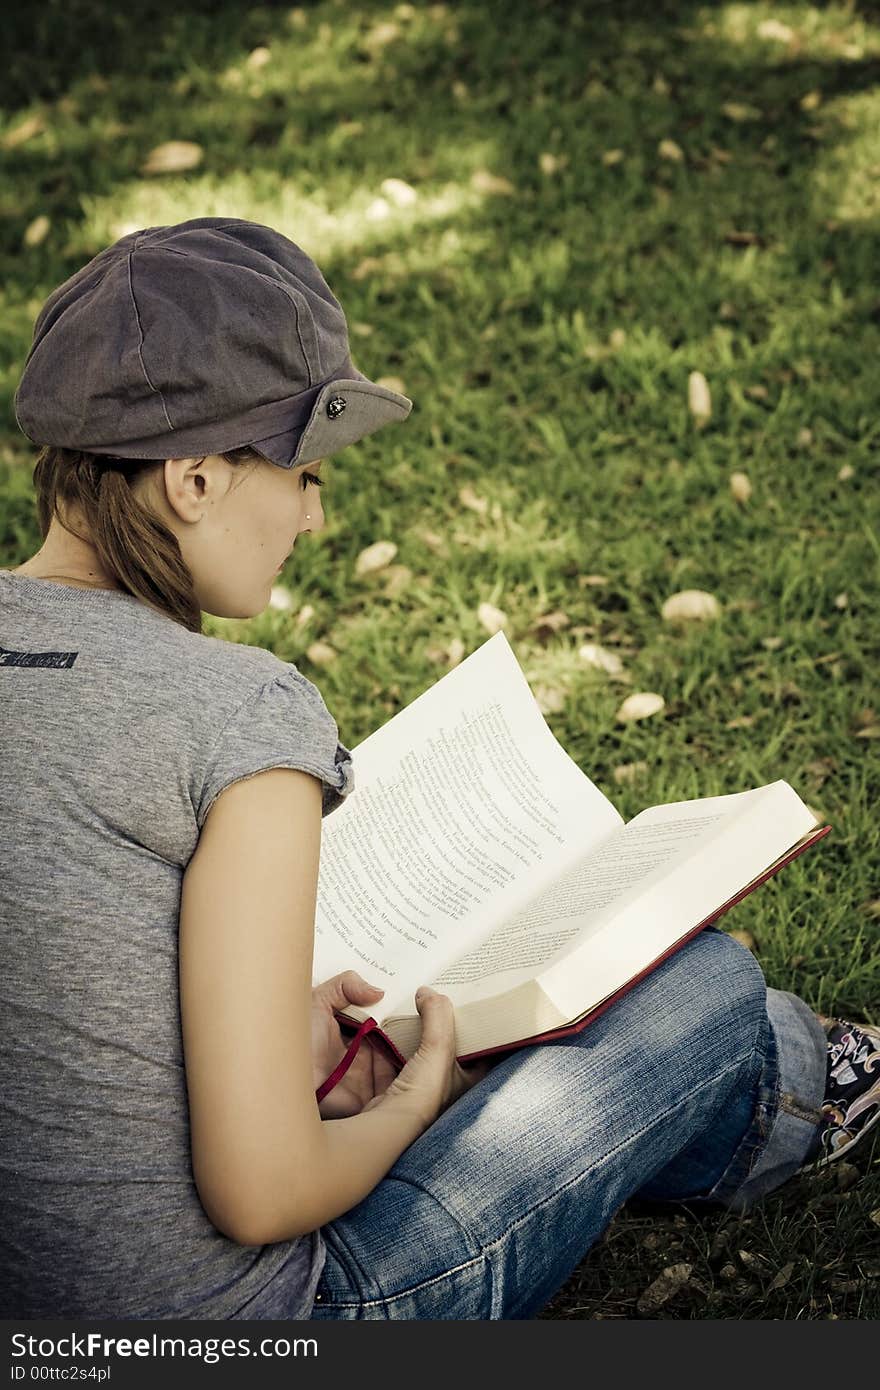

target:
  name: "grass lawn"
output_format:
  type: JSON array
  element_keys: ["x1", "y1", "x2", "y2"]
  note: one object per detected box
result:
[{"x1": 1, "y1": 0, "x2": 878, "y2": 1318}]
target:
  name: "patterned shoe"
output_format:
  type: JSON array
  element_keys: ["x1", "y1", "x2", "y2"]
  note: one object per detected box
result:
[{"x1": 807, "y1": 1017, "x2": 880, "y2": 1169}]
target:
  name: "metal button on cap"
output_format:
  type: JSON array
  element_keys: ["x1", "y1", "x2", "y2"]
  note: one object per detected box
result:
[{"x1": 326, "y1": 395, "x2": 347, "y2": 419}]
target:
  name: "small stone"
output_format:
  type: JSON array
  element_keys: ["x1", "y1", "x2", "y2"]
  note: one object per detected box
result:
[
  {"x1": 834, "y1": 592, "x2": 849, "y2": 610},
  {"x1": 246, "y1": 46, "x2": 271, "y2": 68},
  {"x1": 602, "y1": 148, "x2": 625, "y2": 167},
  {"x1": 578, "y1": 642, "x2": 624, "y2": 675},
  {"x1": 837, "y1": 463, "x2": 854, "y2": 481},
  {"x1": 305, "y1": 641, "x2": 338, "y2": 666}
]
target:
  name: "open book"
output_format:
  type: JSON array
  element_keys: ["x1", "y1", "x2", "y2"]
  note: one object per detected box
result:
[{"x1": 312, "y1": 632, "x2": 829, "y2": 1100}]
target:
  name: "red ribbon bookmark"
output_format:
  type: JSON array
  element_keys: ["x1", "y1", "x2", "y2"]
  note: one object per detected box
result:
[{"x1": 315, "y1": 1015, "x2": 380, "y2": 1104}]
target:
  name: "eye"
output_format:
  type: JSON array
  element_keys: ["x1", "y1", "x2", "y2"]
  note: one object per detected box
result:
[{"x1": 300, "y1": 471, "x2": 324, "y2": 490}]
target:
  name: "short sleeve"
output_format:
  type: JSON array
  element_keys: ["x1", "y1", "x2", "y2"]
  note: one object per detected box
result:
[{"x1": 196, "y1": 666, "x2": 355, "y2": 831}]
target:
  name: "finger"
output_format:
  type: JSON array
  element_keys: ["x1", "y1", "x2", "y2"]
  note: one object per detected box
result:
[{"x1": 316, "y1": 970, "x2": 385, "y2": 1012}]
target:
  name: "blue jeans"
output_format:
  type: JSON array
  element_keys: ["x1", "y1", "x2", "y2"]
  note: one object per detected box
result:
[{"x1": 309, "y1": 929, "x2": 827, "y2": 1319}]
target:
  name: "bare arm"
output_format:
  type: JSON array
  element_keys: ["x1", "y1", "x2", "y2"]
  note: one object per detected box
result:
[{"x1": 179, "y1": 767, "x2": 468, "y2": 1246}]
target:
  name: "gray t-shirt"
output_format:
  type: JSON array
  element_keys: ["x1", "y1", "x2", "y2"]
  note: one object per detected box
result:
[{"x1": 0, "y1": 571, "x2": 355, "y2": 1319}]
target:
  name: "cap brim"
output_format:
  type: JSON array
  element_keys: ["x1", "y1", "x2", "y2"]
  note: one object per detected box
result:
[{"x1": 249, "y1": 373, "x2": 413, "y2": 469}]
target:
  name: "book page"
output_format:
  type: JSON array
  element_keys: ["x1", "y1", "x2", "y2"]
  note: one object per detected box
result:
[
  {"x1": 311, "y1": 632, "x2": 624, "y2": 1019},
  {"x1": 430, "y1": 794, "x2": 739, "y2": 1001}
]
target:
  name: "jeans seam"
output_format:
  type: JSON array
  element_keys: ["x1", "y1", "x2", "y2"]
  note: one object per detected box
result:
[{"x1": 316, "y1": 1050, "x2": 758, "y2": 1312}]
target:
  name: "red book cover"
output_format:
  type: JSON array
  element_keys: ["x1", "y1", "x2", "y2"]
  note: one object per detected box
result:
[{"x1": 314, "y1": 823, "x2": 831, "y2": 1102}]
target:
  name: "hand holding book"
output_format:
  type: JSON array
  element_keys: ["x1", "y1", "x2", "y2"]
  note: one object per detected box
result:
[{"x1": 312, "y1": 632, "x2": 830, "y2": 1102}]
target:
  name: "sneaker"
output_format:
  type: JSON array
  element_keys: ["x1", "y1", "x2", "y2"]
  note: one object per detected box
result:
[{"x1": 806, "y1": 1017, "x2": 880, "y2": 1169}]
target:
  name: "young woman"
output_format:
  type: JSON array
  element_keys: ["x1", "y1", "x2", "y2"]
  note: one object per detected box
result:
[{"x1": 1, "y1": 217, "x2": 877, "y2": 1321}]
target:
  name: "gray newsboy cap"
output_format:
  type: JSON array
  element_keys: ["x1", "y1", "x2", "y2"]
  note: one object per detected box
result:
[{"x1": 14, "y1": 216, "x2": 413, "y2": 469}]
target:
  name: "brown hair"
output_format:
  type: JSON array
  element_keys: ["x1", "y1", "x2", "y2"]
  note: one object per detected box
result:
[{"x1": 28, "y1": 445, "x2": 261, "y2": 633}]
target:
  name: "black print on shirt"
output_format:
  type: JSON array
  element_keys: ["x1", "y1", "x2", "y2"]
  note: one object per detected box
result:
[{"x1": 0, "y1": 644, "x2": 79, "y2": 669}]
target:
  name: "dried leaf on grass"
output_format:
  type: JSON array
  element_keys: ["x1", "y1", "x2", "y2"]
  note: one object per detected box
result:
[
  {"x1": 728, "y1": 929, "x2": 757, "y2": 953},
  {"x1": 534, "y1": 684, "x2": 566, "y2": 715},
  {"x1": 459, "y1": 484, "x2": 489, "y2": 515},
  {"x1": 2, "y1": 113, "x2": 46, "y2": 149},
  {"x1": 721, "y1": 101, "x2": 763, "y2": 122},
  {"x1": 661, "y1": 589, "x2": 721, "y2": 622},
  {"x1": 306, "y1": 641, "x2": 338, "y2": 666},
  {"x1": 375, "y1": 375, "x2": 407, "y2": 394},
  {"x1": 141, "y1": 140, "x2": 204, "y2": 175},
  {"x1": 355, "y1": 540, "x2": 398, "y2": 577},
  {"x1": 23, "y1": 215, "x2": 50, "y2": 248},
  {"x1": 636, "y1": 1263, "x2": 693, "y2": 1315},
  {"x1": 470, "y1": 168, "x2": 515, "y2": 195},
  {"x1": 613, "y1": 761, "x2": 649, "y2": 785},
  {"x1": 687, "y1": 371, "x2": 711, "y2": 425},
  {"x1": 658, "y1": 138, "x2": 685, "y2": 163},
  {"x1": 380, "y1": 177, "x2": 418, "y2": 206},
  {"x1": 532, "y1": 611, "x2": 570, "y2": 641},
  {"x1": 730, "y1": 471, "x2": 752, "y2": 503},
  {"x1": 616, "y1": 692, "x2": 665, "y2": 723},
  {"x1": 477, "y1": 601, "x2": 507, "y2": 634},
  {"x1": 578, "y1": 643, "x2": 624, "y2": 675}
]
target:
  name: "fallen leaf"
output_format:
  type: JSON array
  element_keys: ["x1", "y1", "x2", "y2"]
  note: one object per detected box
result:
[
  {"x1": 730, "y1": 471, "x2": 752, "y2": 503},
  {"x1": 745, "y1": 384, "x2": 770, "y2": 401},
  {"x1": 834, "y1": 592, "x2": 849, "y2": 610},
  {"x1": 380, "y1": 176, "x2": 418, "y2": 206},
  {"x1": 688, "y1": 370, "x2": 712, "y2": 425},
  {"x1": 538, "y1": 151, "x2": 569, "y2": 175},
  {"x1": 470, "y1": 168, "x2": 515, "y2": 195},
  {"x1": 351, "y1": 256, "x2": 383, "y2": 281},
  {"x1": 477, "y1": 601, "x2": 507, "y2": 634},
  {"x1": 800, "y1": 90, "x2": 822, "y2": 112},
  {"x1": 661, "y1": 589, "x2": 721, "y2": 622},
  {"x1": 653, "y1": 74, "x2": 671, "y2": 96},
  {"x1": 459, "y1": 484, "x2": 489, "y2": 515},
  {"x1": 355, "y1": 540, "x2": 398, "y2": 577},
  {"x1": 141, "y1": 140, "x2": 204, "y2": 175},
  {"x1": 394, "y1": 2, "x2": 416, "y2": 19},
  {"x1": 798, "y1": 427, "x2": 814, "y2": 447},
  {"x1": 381, "y1": 563, "x2": 412, "y2": 598},
  {"x1": 636, "y1": 1263, "x2": 693, "y2": 1315},
  {"x1": 757, "y1": 19, "x2": 794, "y2": 43},
  {"x1": 350, "y1": 321, "x2": 373, "y2": 337},
  {"x1": 447, "y1": 637, "x2": 465, "y2": 666},
  {"x1": 362, "y1": 20, "x2": 401, "y2": 51},
  {"x1": 295, "y1": 603, "x2": 315, "y2": 629},
  {"x1": 246, "y1": 46, "x2": 271, "y2": 68},
  {"x1": 578, "y1": 642, "x2": 624, "y2": 675},
  {"x1": 578, "y1": 574, "x2": 609, "y2": 587},
  {"x1": 616, "y1": 692, "x2": 665, "y2": 723},
  {"x1": 855, "y1": 726, "x2": 880, "y2": 739},
  {"x1": 451, "y1": 80, "x2": 469, "y2": 101},
  {"x1": 725, "y1": 715, "x2": 755, "y2": 729},
  {"x1": 531, "y1": 610, "x2": 570, "y2": 638},
  {"x1": 305, "y1": 641, "x2": 337, "y2": 666},
  {"x1": 23, "y1": 214, "x2": 50, "y2": 248},
  {"x1": 721, "y1": 102, "x2": 763, "y2": 122},
  {"x1": 365, "y1": 197, "x2": 391, "y2": 221},
  {"x1": 268, "y1": 585, "x2": 294, "y2": 611},
  {"x1": 861, "y1": 900, "x2": 880, "y2": 920},
  {"x1": 725, "y1": 230, "x2": 763, "y2": 247},
  {"x1": 601, "y1": 148, "x2": 625, "y2": 167},
  {"x1": 375, "y1": 375, "x2": 407, "y2": 394},
  {"x1": 728, "y1": 929, "x2": 757, "y2": 953},
  {"x1": 288, "y1": 8, "x2": 308, "y2": 29},
  {"x1": 761, "y1": 635, "x2": 783, "y2": 650},
  {"x1": 658, "y1": 138, "x2": 685, "y2": 162},
  {"x1": 418, "y1": 529, "x2": 448, "y2": 555},
  {"x1": 534, "y1": 684, "x2": 565, "y2": 715},
  {"x1": 837, "y1": 463, "x2": 854, "y2": 481},
  {"x1": 870, "y1": 1209, "x2": 880, "y2": 1228},
  {"x1": 608, "y1": 327, "x2": 627, "y2": 350},
  {"x1": 613, "y1": 761, "x2": 649, "y2": 785},
  {"x1": 2, "y1": 113, "x2": 46, "y2": 149}
]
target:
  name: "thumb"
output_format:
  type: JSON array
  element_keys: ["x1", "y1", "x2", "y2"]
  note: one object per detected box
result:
[{"x1": 413, "y1": 986, "x2": 455, "y2": 1050}]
